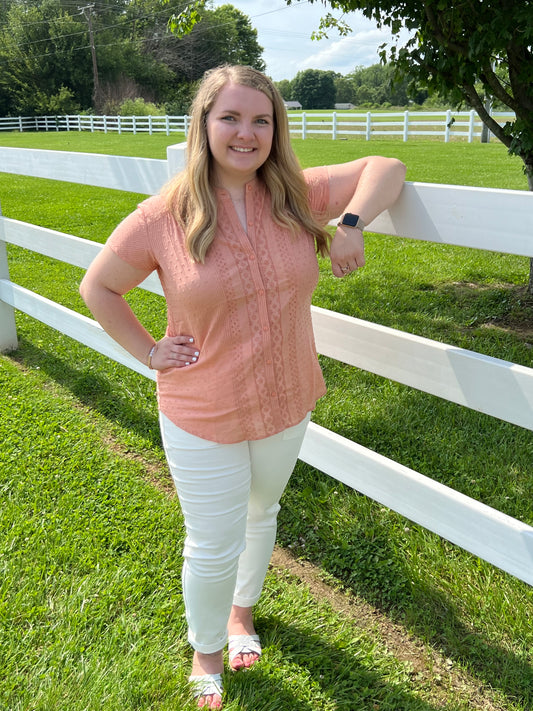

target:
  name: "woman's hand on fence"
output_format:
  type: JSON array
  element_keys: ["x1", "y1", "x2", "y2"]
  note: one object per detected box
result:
[
  {"x1": 149, "y1": 336, "x2": 199, "y2": 371},
  {"x1": 330, "y1": 226, "x2": 365, "y2": 278}
]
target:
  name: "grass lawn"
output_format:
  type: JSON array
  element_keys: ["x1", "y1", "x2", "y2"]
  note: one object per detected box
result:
[{"x1": 0, "y1": 131, "x2": 532, "y2": 710}]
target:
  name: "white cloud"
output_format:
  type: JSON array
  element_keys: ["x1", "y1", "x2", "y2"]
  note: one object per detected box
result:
[
  {"x1": 298, "y1": 30, "x2": 392, "y2": 75},
  {"x1": 211, "y1": 1, "x2": 414, "y2": 81}
]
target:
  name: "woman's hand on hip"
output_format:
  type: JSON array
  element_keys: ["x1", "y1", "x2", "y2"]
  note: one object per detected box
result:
[{"x1": 150, "y1": 336, "x2": 199, "y2": 371}]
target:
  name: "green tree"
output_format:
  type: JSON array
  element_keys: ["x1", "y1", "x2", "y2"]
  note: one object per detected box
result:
[
  {"x1": 347, "y1": 64, "x2": 412, "y2": 107},
  {"x1": 0, "y1": 0, "x2": 92, "y2": 114},
  {"x1": 0, "y1": 0, "x2": 173, "y2": 113},
  {"x1": 0, "y1": 1, "x2": 265, "y2": 115},
  {"x1": 292, "y1": 68, "x2": 336, "y2": 109},
  {"x1": 333, "y1": 75, "x2": 354, "y2": 104},
  {"x1": 78, "y1": 0, "x2": 179, "y2": 111},
  {"x1": 296, "y1": 0, "x2": 533, "y2": 289},
  {"x1": 162, "y1": 3, "x2": 265, "y2": 82},
  {"x1": 275, "y1": 79, "x2": 293, "y2": 101}
]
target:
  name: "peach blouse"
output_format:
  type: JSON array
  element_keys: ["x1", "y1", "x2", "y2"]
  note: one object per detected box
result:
[{"x1": 107, "y1": 166, "x2": 332, "y2": 443}]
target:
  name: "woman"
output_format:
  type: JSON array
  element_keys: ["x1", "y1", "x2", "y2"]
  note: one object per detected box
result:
[{"x1": 80, "y1": 64, "x2": 406, "y2": 709}]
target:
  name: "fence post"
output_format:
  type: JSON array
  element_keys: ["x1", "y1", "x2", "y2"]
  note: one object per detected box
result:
[
  {"x1": 403, "y1": 111, "x2": 409, "y2": 142},
  {"x1": 445, "y1": 109, "x2": 452, "y2": 142},
  {"x1": 184, "y1": 115, "x2": 189, "y2": 137},
  {"x1": 366, "y1": 112, "x2": 371, "y2": 141},
  {"x1": 167, "y1": 142, "x2": 187, "y2": 179},
  {"x1": 0, "y1": 203, "x2": 18, "y2": 353},
  {"x1": 18, "y1": 116, "x2": 23, "y2": 132},
  {"x1": 302, "y1": 113, "x2": 307, "y2": 140},
  {"x1": 468, "y1": 110, "x2": 475, "y2": 143},
  {"x1": 332, "y1": 112, "x2": 337, "y2": 140},
  {"x1": 149, "y1": 115, "x2": 153, "y2": 135}
]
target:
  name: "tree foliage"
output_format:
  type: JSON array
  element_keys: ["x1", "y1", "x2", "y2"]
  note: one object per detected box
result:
[
  {"x1": 292, "y1": 0, "x2": 533, "y2": 186},
  {"x1": 0, "y1": 0, "x2": 264, "y2": 115},
  {"x1": 276, "y1": 64, "x2": 423, "y2": 108},
  {"x1": 0, "y1": 0, "x2": 91, "y2": 114},
  {"x1": 154, "y1": 3, "x2": 265, "y2": 84},
  {"x1": 345, "y1": 63, "x2": 413, "y2": 106},
  {"x1": 292, "y1": 69, "x2": 336, "y2": 109}
]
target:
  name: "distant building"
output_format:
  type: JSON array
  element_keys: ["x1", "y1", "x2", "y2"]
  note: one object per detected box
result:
[
  {"x1": 335, "y1": 103, "x2": 355, "y2": 110},
  {"x1": 284, "y1": 101, "x2": 302, "y2": 110}
]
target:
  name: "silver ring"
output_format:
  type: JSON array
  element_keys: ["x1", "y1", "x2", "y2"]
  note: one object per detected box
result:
[{"x1": 341, "y1": 266, "x2": 350, "y2": 273}]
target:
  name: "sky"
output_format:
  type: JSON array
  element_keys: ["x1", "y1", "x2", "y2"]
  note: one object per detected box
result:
[{"x1": 211, "y1": 0, "x2": 413, "y2": 82}]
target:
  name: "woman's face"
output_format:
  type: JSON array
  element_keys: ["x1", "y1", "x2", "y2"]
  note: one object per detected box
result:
[{"x1": 206, "y1": 82, "x2": 274, "y2": 187}]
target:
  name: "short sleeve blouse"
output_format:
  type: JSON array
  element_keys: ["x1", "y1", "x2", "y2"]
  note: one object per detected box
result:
[{"x1": 106, "y1": 166, "x2": 332, "y2": 443}]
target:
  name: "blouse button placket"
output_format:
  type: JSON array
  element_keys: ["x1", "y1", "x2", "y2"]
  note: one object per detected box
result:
[{"x1": 243, "y1": 187, "x2": 279, "y2": 409}]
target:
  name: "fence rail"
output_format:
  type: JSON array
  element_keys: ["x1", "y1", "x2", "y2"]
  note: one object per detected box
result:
[
  {"x1": 289, "y1": 110, "x2": 513, "y2": 142},
  {"x1": 0, "y1": 110, "x2": 515, "y2": 142},
  {"x1": 1, "y1": 142, "x2": 532, "y2": 587},
  {"x1": 0, "y1": 113, "x2": 189, "y2": 135}
]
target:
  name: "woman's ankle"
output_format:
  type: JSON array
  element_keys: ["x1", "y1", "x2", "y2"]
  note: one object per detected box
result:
[
  {"x1": 228, "y1": 604, "x2": 255, "y2": 636},
  {"x1": 192, "y1": 650, "x2": 224, "y2": 676}
]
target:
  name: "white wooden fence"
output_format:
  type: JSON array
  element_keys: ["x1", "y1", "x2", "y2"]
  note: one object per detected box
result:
[
  {"x1": 288, "y1": 109, "x2": 513, "y2": 142},
  {"x1": 1, "y1": 142, "x2": 532, "y2": 587},
  {"x1": 0, "y1": 114, "x2": 189, "y2": 136},
  {"x1": 0, "y1": 110, "x2": 514, "y2": 142}
]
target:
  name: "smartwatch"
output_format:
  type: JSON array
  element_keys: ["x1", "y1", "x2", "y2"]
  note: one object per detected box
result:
[{"x1": 338, "y1": 213, "x2": 366, "y2": 231}]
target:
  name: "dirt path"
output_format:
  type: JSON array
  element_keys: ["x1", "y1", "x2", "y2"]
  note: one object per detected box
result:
[{"x1": 269, "y1": 547, "x2": 506, "y2": 710}]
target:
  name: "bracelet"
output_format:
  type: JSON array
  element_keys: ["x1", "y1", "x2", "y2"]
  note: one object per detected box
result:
[{"x1": 148, "y1": 344, "x2": 157, "y2": 369}]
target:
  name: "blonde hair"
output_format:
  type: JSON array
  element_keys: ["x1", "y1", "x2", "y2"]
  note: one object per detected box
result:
[{"x1": 162, "y1": 64, "x2": 330, "y2": 263}]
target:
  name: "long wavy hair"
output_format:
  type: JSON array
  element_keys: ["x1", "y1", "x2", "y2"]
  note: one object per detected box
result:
[{"x1": 162, "y1": 64, "x2": 331, "y2": 263}]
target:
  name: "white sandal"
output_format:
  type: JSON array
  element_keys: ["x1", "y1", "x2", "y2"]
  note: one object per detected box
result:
[
  {"x1": 228, "y1": 634, "x2": 262, "y2": 671},
  {"x1": 188, "y1": 673, "x2": 223, "y2": 708}
]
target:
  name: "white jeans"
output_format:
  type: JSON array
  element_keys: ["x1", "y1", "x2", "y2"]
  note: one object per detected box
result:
[{"x1": 159, "y1": 412, "x2": 310, "y2": 654}]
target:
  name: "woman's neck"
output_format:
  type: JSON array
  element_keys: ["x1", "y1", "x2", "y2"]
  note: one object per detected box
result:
[
  {"x1": 213, "y1": 169, "x2": 257, "y2": 201},
  {"x1": 224, "y1": 186, "x2": 246, "y2": 203}
]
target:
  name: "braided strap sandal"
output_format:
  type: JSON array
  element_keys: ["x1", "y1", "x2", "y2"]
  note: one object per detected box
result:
[
  {"x1": 188, "y1": 673, "x2": 223, "y2": 709},
  {"x1": 228, "y1": 634, "x2": 262, "y2": 671}
]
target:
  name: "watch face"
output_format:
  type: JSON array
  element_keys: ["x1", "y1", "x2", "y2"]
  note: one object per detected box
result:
[{"x1": 342, "y1": 213, "x2": 359, "y2": 227}]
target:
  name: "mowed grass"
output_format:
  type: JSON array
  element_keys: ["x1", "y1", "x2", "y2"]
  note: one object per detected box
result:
[{"x1": 0, "y1": 131, "x2": 532, "y2": 710}]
